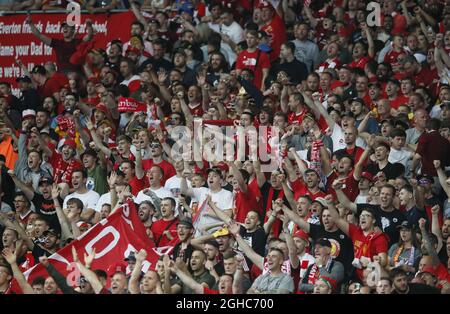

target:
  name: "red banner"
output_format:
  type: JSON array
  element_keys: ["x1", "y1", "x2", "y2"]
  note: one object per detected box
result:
[
  {"x1": 117, "y1": 96, "x2": 147, "y2": 113},
  {"x1": 0, "y1": 11, "x2": 134, "y2": 94},
  {"x1": 10, "y1": 199, "x2": 173, "y2": 294}
]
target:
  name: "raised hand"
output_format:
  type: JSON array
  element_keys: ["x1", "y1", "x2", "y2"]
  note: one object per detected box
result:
[
  {"x1": 107, "y1": 171, "x2": 117, "y2": 188},
  {"x1": 39, "y1": 255, "x2": 49, "y2": 267},
  {"x1": 2, "y1": 247, "x2": 17, "y2": 265},
  {"x1": 227, "y1": 220, "x2": 240, "y2": 236},
  {"x1": 332, "y1": 178, "x2": 346, "y2": 190},
  {"x1": 135, "y1": 249, "x2": 147, "y2": 263},
  {"x1": 431, "y1": 205, "x2": 440, "y2": 215},
  {"x1": 51, "y1": 184, "x2": 60, "y2": 200},
  {"x1": 84, "y1": 248, "x2": 96, "y2": 267},
  {"x1": 157, "y1": 70, "x2": 168, "y2": 85},
  {"x1": 418, "y1": 218, "x2": 426, "y2": 230},
  {"x1": 72, "y1": 246, "x2": 79, "y2": 263}
]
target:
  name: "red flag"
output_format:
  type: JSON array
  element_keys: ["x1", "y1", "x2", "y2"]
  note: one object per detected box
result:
[
  {"x1": 10, "y1": 198, "x2": 156, "y2": 294},
  {"x1": 117, "y1": 97, "x2": 147, "y2": 113}
]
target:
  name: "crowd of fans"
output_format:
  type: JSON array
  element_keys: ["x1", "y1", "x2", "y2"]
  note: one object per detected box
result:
[{"x1": 0, "y1": 0, "x2": 450, "y2": 295}]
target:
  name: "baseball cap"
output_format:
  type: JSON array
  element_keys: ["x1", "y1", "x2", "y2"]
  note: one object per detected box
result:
[
  {"x1": 215, "y1": 161, "x2": 229, "y2": 172},
  {"x1": 124, "y1": 251, "x2": 136, "y2": 263},
  {"x1": 60, "y1": 138, "x2": 77, "y2": 150},
  {"x1": 396, "y1": 220, "x2": 413, "y2": 230},
  {"x1": 31, "y1": 65, "x2": 46, "y2": 75},
  {"x1": 90, "y1": 48, "x2": 107, "y2": 60},
  {"x1": 38, "y1": 176, "x2": 54, "y2": 186},
  {"x1": 315, "y1": 238, "x2": 332, "y2": 248},
  {"x1": 418, "y1": 266, "x2": 438, "y2": 278},
  {"x1": 61, "y1": 21, "x2": 75, "y2": 28},
  {"x1": 417, "y1": 174, "x2": 434, "y2": 184},
  {"x1": 43, "y1": 228, "x2": 61, "y2": 238},
  {"x1": 257, "y1": 1, "x2": 273, "y2": 9},
  {"x1": 312, "y1": 197, "x2": 328, "y2": 208},
  {"x1": 174, "y1": 47, "x2": 187, "y2": 56},
  {"x1": 212, "y1": 228, "x2": 230, "y2": 238},
  {"x1": 16, "y1": 76, "x2": 32, "y2": 83},
  {"x1": 204, "y1": 239, "x2": 220, "y2": 250},
  {"x1": 178, "y1": 218, "x2": 194, "y2": 229},
  {"x1": 293, "y1": 229, "x2": 309, "y2": 242},
  {"x1": 351, "y1": 97, "x2": 365, "y2": 106},
  {"x1": 93, "y1": 102, "x2": 108, "y2": 114},
  {"x1": 107, "y1": 262, "x2": 127, "y2": 277},
  {"x1": 360, "y1": 171, "x2": 374, "y2": 182},
  {"x1": 22, "y1": 109, "x2": 36, "y2": 120}
]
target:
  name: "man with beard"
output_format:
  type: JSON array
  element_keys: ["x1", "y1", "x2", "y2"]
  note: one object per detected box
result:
[
  {"x1": 282, "y1": 204, "x2": 354, "y2": 281},
  {"x1": 27, "y1": 17, "x2": 93, "y2": 73},
  {"x1": 172, "y1": 219, "x2": 195, "y2": 262},
  {"x1": 150, "y1": 197, "x2": 179, "y2": 247},
  {"x1": 167, "y1": 249, "x2": 216, "y2": 294},
  {"x1": 119, "y1": 58, "x2": 141, "y2": 94},
  {"x1": 205, "y1": 52, "x2": 229, "y2": 86},
  {"x1": 391, "y1": 267, "x2": 440, "y2": 294},
  {"x1": 35, "y1": 109, "x2": 58, "y2": 141},
  {"x1": 28, "y1": 228, "x2": 60, "y2": 263},
  {"x1": 137, "y1": 200, "x2": 157, "y2": 241},
  {"x1": 62, "y1": 169, "x2": 100, "y2": 222}
]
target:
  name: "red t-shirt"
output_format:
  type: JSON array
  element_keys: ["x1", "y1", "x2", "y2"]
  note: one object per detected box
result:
[
  {"x1": 261, "y1": 13, "x2": 287, "y2": 62},
  {"x1": 129, "y1": 176, "x2": 148, "y2": 196},
  {"x1": 151, "y1": 217, "x2": 179, "y2": 247},
  {"x1": 203, "y1": 286, "x2": 220, "y2": 294},
  {"x1": 290, "y1": 179, "x2": 326, "y2": 201},
  {"x1": 349, "y1": 57, "x2": 371, "y2": 71},
  {"x1": 413, "y1": 66, "x2": 437, "y2": 89},
  {"x1": 287, "y1": 108, "x2": 309, "y2": 125},
  {"x1": 234, "y1": 189, "x2": 259, "y2": 223},
  {"x1": 247, "y1": 179, "x2": 263, "y2": 214},
  {"x1": 50, "y1": 153, "x2": 83, "y2": 187},
  {"x1": 390, "y1": 95, "x2": 409, "y2": 110},
  {"x1": 348, "y1": 223, "x2": 389, "y2": 280},
  {"x1": 326, "y1": 171, "x2": 359, "y2": 202},
  {"x1": 39, "y1": 73, "x2": 69, "y2": 100},
  {"x1": 236, "y1": 49, "x2": 270, "y2": 89},
  {"x1": 50, "y1": 38, "x2": 82, "y2": 72},
  {"x1": 141, "y1": 159, "x2": 176, "y2": 186}
]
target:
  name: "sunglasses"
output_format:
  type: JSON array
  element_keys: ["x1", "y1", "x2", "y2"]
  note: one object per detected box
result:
[{"x1": 150, "y1": 143, "x2": 161, "y2": 148}]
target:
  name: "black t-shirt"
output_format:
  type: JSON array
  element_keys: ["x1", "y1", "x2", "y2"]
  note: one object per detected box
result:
[
  {"x1": 357, "y1": 204, "x2": 406, "y2": 245},
  {"x1": 172, "y1": 242, "x2": 194, "y2": 263},
  {"x1": 31, "y1": 194, "x2": 62, "y2": 233},
  {"x1": 367, "y1": 162, "x2": 405, "y2": 180},
  {"x1": 240, "y1": 226, "x2": 267, "y2": 269},
  {"x1": 392, "y1": 283, "x2": 441, "y2": 294},
  {"x1": 404, "y1": 206, "x2": 428, "y2": 229},
  {"x1": 270, "y1": 59, "x2": 309, "y2": 85},
  {"x1": 32, "y1": 242, "x2": 53, "y2": 264},
  {"x1": 309, "y1": 223, "x2": 354, "y2": 276},
  {"x1": 260, "y1": 182, "x2": 287, "y2": 222}
]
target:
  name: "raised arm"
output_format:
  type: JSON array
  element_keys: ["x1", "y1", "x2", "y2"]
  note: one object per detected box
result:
[
  {"x1": 87, "y1": 121, "x2": 112, "y2": 157},
  {"x1": 26, "y1": 15, "x2": 52, "y2": 46},
  {"x1": 2, "y1": 247, "x2": 34, "y2": 294},
  {"x1": 180, "y1": 172, "x2": 195, "y2": 197},
  {"x1": 252, "y1": 160, "x2": 267, "y2": 188},
  {"x1": 431, "y1": 205, "x2": 444, "y2": 252},
  {"x1": 128, "y1": 249, "x2": 147, "y2": 294},
  {"x1": 51, "y1": 184, "x2": 73, "y2": 240},
  {"x1": 281, "y1": 215, "x2": 300, "y2": 269},
  {"x1": 418, "y1": 218, "x2": 440, "y2": 266},
  {"x1": 72, "y1": 247, "x2": 104, "y2": 294},
  {"x1": 333, "y1": 179, "x2": 358, "y2": 214},
  {"x1": 434, "y1": 160, "x2": 450, "y2": 199},
  {"x1": 325, "y1": 194, "x2": 350, "y2": 236},
  {"x1": 8, "y1": 171, "x2": 35, "y2": 201},
  {"x1": 228, "y1": 161, "x2": 247, "y2": 193},
  {"x1": 228, "y1": 221, "x2": 264, "y2": 270}
]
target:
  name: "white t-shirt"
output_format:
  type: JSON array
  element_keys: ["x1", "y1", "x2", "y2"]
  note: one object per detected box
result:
[
  {"x1": 135, "y1": 186, "x2": 174, "y2": 205},
  {"x1": 331, "y1": 124, "x2": 366, "y2": 152},
  {"x1": 63, "y1": 190, "x2": 100, "y2": 211},
  {"x1": 355, "y1": 194, "x2": 369, "y2": 205},
  {"x1": 191, "y1": 187, "x2": 233, "y2": 235},
  {"x1": 389, "y1": 148, "x2": 413, "y2": 169},
  {"x1": 164, "y1": 175, "x2": 191, "y2": 198},
  {"x1": 215, "y1": 22, "x2": 244, "y2": 44},
  {"x1": 95, "y1": 192, "x2": 111, "y2": 213}
]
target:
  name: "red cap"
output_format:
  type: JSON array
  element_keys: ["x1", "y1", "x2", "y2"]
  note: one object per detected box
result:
[
  {"x1": 319, "y1": 276, "x2": 337, "y2": 291},
  {"x1": 257, "y1": 1, "x2": 273, "y2": 9},
  {"x1": 293, "y1": 230, "x2": 309, "y2": 242},
  {"x1": 107, "y1": 262, "x2": 127, "y2": 277},
  {"x1": 215, "y1": 161, "x2": 229, "y2": 172},
  {"x1": 126, "y1": 46, "x2": 141, "y2": 56},
  {"x1": 94, "y1": 102, "x2": 108, "y2": 113},
  {"x1": 361, "y1": 172, "x2": 374, "y2": 182},
  {"x1": 420, "y1": 266, "x2": 438, "y2": 277},
  {"x1": 62, "y1": 138, "x2": 77, "y2": 150}
]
